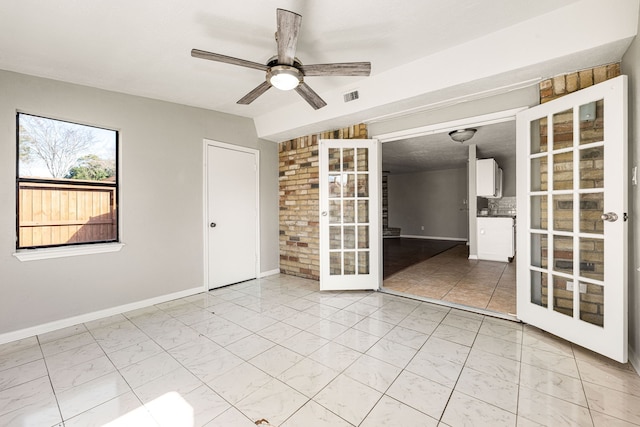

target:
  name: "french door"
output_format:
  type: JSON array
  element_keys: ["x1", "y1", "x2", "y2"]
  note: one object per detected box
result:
[
  {"x1": 516, "y1": 76, "x2": 628, "y2": 362},
  {"x1": 319, "y1": 139, "x2": 380, "y2": 290}
]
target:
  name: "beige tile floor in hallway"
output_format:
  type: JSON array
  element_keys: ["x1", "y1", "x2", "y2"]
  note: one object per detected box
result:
[
  {"x1": 384, "y1": 244, "x2": 517, "y2": 315},
  {"x1": 1, "y1": 274, "x2": 639, "y2": 426}
]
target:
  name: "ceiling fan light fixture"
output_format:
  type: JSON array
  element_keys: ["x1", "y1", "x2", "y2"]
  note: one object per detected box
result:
[
  {"x1": 448, "y1": 128, "x2": 477, "y2": 143},
  {"x1": 268, "y1": 65, "x2": 302, "y2": 90}
]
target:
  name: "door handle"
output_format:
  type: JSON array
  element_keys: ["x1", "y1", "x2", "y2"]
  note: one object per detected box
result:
[
  {"x1": 210, "y1": 222, "x2": 217, "y2": 228},
  {"x1": 600, "y1": 212, "x2": 618, "y2": 222}
]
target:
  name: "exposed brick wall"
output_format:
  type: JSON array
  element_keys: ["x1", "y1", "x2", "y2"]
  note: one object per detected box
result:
[
  {"x1": 536, "y1": 63, "x2": 620, "y2": 326},
  {"x1": 279, "y1": 124, "x2": 368, "y2": 280}
]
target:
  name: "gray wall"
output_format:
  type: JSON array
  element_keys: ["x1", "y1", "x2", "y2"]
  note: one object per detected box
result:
[
  {"x1": 388, "y1": 167, "x2": 468, "y2": 240},
  {"x1": 0, "y1": 70, "x2": 279, "y2": 335},
  {"x1": 622, "y1": 13, "x2": 640, "y2": 370}
]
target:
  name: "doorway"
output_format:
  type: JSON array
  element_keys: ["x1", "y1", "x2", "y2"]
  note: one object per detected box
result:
[
  {"x1": 204, "y1": 140, "x2": 259, "y2": 290},
  {"x1": 374, "y1": 109, "x2": 522, "y2": 318}
]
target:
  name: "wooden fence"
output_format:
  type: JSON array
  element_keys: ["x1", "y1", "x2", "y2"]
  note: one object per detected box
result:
[{"x1": 18, "y1": 180, "x2": 117, "y2": 248}]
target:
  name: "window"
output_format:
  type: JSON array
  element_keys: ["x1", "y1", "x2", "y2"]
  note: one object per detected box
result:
[{"x1": 16, "y1": 113, "x2": 118, "y2": 249}]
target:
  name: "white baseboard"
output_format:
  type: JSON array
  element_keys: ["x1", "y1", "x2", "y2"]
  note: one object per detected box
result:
[
  {"x1": 0, "y1": 286, "x2": 203, "y2": 346},
  {"x1": 629, "y1": 345, "x2": 640, "y2": 375},
  {"x1": 468, "y1": 255, "x2": 479, "y2": 260},
  {"x1": 260, "y1": 269, "x2": 281, "y2": 278},
  {"x1": 400, "y1": 235, "x2": 467, "y2": 242}
]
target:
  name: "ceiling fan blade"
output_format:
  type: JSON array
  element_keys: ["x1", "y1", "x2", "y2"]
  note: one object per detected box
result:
[
  {"x1": 237, "y1": 81, "x2": 272, "y2": 105},
  {"x1": 300, "y1": 62, "x2": 371, "y2": 77},
  {"x1": 276, "y1": 9, "x2": 302, "y2": 65},
  {"x1": 191, "y1": 49, "x2": 268, "y2": 72},
  {"x1": 295, "y1": 82, "x2": 327, "y2": 110}
]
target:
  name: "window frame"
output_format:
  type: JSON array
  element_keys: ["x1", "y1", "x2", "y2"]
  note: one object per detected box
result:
[{"x1": 15, "y1": 112, "x2": 120, "y2": 252}]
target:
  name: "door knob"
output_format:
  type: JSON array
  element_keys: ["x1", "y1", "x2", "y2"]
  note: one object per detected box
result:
[
  {"x1": 600, "y1": 212, "x2": 618, "y2": 222},
  {"x1": 210, "y1": 222, "x2": 217, "y2": 228}
]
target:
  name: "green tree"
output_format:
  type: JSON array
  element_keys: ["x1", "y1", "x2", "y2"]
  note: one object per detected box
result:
[{"x1": 65, "y1": 154, "x2": 115, "y2": 181}]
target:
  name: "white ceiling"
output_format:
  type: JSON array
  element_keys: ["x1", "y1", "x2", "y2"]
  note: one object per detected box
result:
[
  {"x1": 382, "y1": 121, "x2": 516, "y2": 174},
  {"x1": 0, "y1": 0, "x2": 637, "y2": 142}
]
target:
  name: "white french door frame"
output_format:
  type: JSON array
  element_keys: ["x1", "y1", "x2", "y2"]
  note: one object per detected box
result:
[
  {"x1": 372, "y1": 107, "x2": 526, "y2": 316},
  {"x1": 202, "y1": 139, "x2": 260, "y2": 291}
]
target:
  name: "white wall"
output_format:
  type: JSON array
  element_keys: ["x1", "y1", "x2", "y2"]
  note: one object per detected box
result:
[
  {"x1": 622, "y1": 14, "x2": 640, "y2": 370},
  {"x1": 0, "y1": 70, "x2": 279, "y2": 337},
  {"x1": 388, "y1": 167, "x2": 468, "y2": 240}
]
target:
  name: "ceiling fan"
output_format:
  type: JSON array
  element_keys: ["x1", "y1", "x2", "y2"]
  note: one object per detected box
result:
[{"x1": 191, "y1": 8, "x2": 371, "y2": 110}]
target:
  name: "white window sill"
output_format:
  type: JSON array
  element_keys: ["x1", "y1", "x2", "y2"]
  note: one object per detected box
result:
[{"x1": 13, "y1": 243, "x2": 125, "y2": 262}]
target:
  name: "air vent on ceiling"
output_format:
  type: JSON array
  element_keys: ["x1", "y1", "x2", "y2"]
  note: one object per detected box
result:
[{"x1": 343, "y1": 90, "x2": 359, "y2": 103}]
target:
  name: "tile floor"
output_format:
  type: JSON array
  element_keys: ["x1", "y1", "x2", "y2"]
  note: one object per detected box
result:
[
  {"x1": 384, "y1": 245, "x2": 517, "y2": 315},
  {"x1": 1, "y1": 274, "x2": 639, "y2": 426}
]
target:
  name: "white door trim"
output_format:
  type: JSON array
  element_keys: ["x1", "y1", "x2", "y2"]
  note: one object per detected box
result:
[{"x1": 202, "y1": 139, "x2": 260, "y2": 291}]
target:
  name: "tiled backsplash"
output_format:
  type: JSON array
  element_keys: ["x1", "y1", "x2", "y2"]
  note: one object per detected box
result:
[{"x1": 488, "y1": 196, "x2": 516, "y2": 216}]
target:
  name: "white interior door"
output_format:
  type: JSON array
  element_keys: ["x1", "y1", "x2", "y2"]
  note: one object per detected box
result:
[
  {"x1": 319, "y1": 139, "x2": 380, "y2": 291},
  {"x1": 516, "y1": 75, "x2": 628, "y2": 362},
  {"x1": 206, "y1": 142, "x2": 258, "y2": 289}
]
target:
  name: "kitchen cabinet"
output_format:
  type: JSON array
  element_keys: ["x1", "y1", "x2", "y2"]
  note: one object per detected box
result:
[
  {"x1": 477, "y1": 158, "x2": 502, "y2": 198},
  {"x1": 477, "y1": 216, "x2": 515, "y2": 262}
]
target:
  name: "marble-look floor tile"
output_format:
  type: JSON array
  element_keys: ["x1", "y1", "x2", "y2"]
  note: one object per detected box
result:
[
  {"x1": 333, "y1": 328, "x2": 380, "y2": 353},
  {"x1": 464, "y1": 348, "x2": 520, "y2": 384},
  {"x1": 255, "y1": 322, "x2": 302, "y2": 344},
  {"x1": 386, "y1": 370, "x2": 452, "y2": 420},
  {"x1": 583, "y1": 381, "x2": 640, "y2": 425},
  {"x1": 225, "y1": 334, "x2": 275, "y2": 360},
  {"x1": 383, "y1": 325, "x2": 429, "y2": 349},
  {"x1": 591, "y1": 410, "x2": 640, "y2": 427},
  {"x1": 405, "y1": 350, "x2": 463, "y2": 388},
  {"x1": 454, "y1": 367, "x2": 518, "y2": 413},
  {"x1": 278, "y1": 357, "x2": 339, "y2": 398},
  {"x1": 0, "y1": 337, "x2": 38, "y2": 356},
  {"x1": 38, "y1": 324, "x2": 88, "y2": 344},
  {"x1": 49, "y1": 354, "x2": 116, "y2": 393},
  {"x1": 91, "y1": 322, "x2": 149, "y2": 354},
  {"x1": 64, "y1": 391, "x2": 156, "y2": 427},
  {"x1": 472, "y1": 334, "x2": 521, "y2": 362},
  {"x1": 441, "y1": 313, "x2": 483, "y2": 333},
  {"x1": 204, "y1": 407, "x2": 255, "y2": 427},
  {"x1": 108, "y1": 340, "x2": 164, "y2": 369},
  {"x1": 167, "y1": 335, "x2": 221, "y2": 367},
  {"x1": 0, "y1": 375, "x2": 56, "y2": 417},
  {"x1": 520, "y1": 345, "x2": 579, "y2": 378},
  {"x1": 365, "y1": 338, "x2": 417, "y2": 369},
  {"x1": 249, "y1": 345, "x2": 304, "y2": 377},
  {"x1": 441, "y1": 391, "x2": 516, "y2": 427},
  {"x1": 0, "y1": 358, "x2": 47, "y2": 392},
  {"x1": 398, "y1": 315, "x2": 439, "y2": 335},
  {"x1": 352, "y1": 317, "x2": 395, "y2": 338},
  {"x1": 344, "y1": 354, "x2": 401, "y2": 393},
  {"x1": 281, "y1": 400, "x2": 353, "y2": 427},
  {"x1": 0, "y1": 392, "x2": 61, "y2": 427},
  {"x1": 56, "y1": 371, "x2": 131, "y2": 420},
  {"x1": 40, "y1": 331, "x2": 96, "y2": 357},
  {"x1": 577, "y1": 357, "x2": 640, "y2": 397},
  {"x1": 420, "y1": 336, "x2": 470, "y2": 365},
  {"x1": 280, "y1": 330, "x2": 328, "y2": 356},
  {"x1": 185, "y1": 348, "x2": 244, "y2": 383},
  {"x1": 236, "y1": 379, "x2": 308, "y2": 427},
  {"x1": 360, "y1": 395, "x2": 438, "y2": 427},
  {"x1": 309, "y1": 342, "x2": 362, "y2": 371},
  {"x1": 517, "y1": 386, "x2": 592, "y2": 427},
  {"x1": 145, "y1": 384, "x2": 230, "y2": 427},
  {"x1": 519, "y1": 363, "x2": 587, "y2": 406},
  {"x1": 133, "y1": 367, "x2": 203, "y2": 404},
  {"x1": 305, "y1": 319, "x2": 350, "y2": 340},
  {"x1": 44, "y1": 341, "x2": 105, "y2": 372},
  {"x1": 522, "y1": 326, "x2": 574, "y2": 358},
  {"x1": 207, "y1": 362, "x2": 272, "y2": 404},
  {"x1": 313, "y1": 374, "x2": 382, "y2": 426},
  {"x1": 118, "y1": 352, "x2": 182, "y2": 389},
  {"x1": 478, "y1": 319, "x2": 523, "y2": 344},
  {"x1": 432, "y1": 323, "x2": 477, "y2": 347}
]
